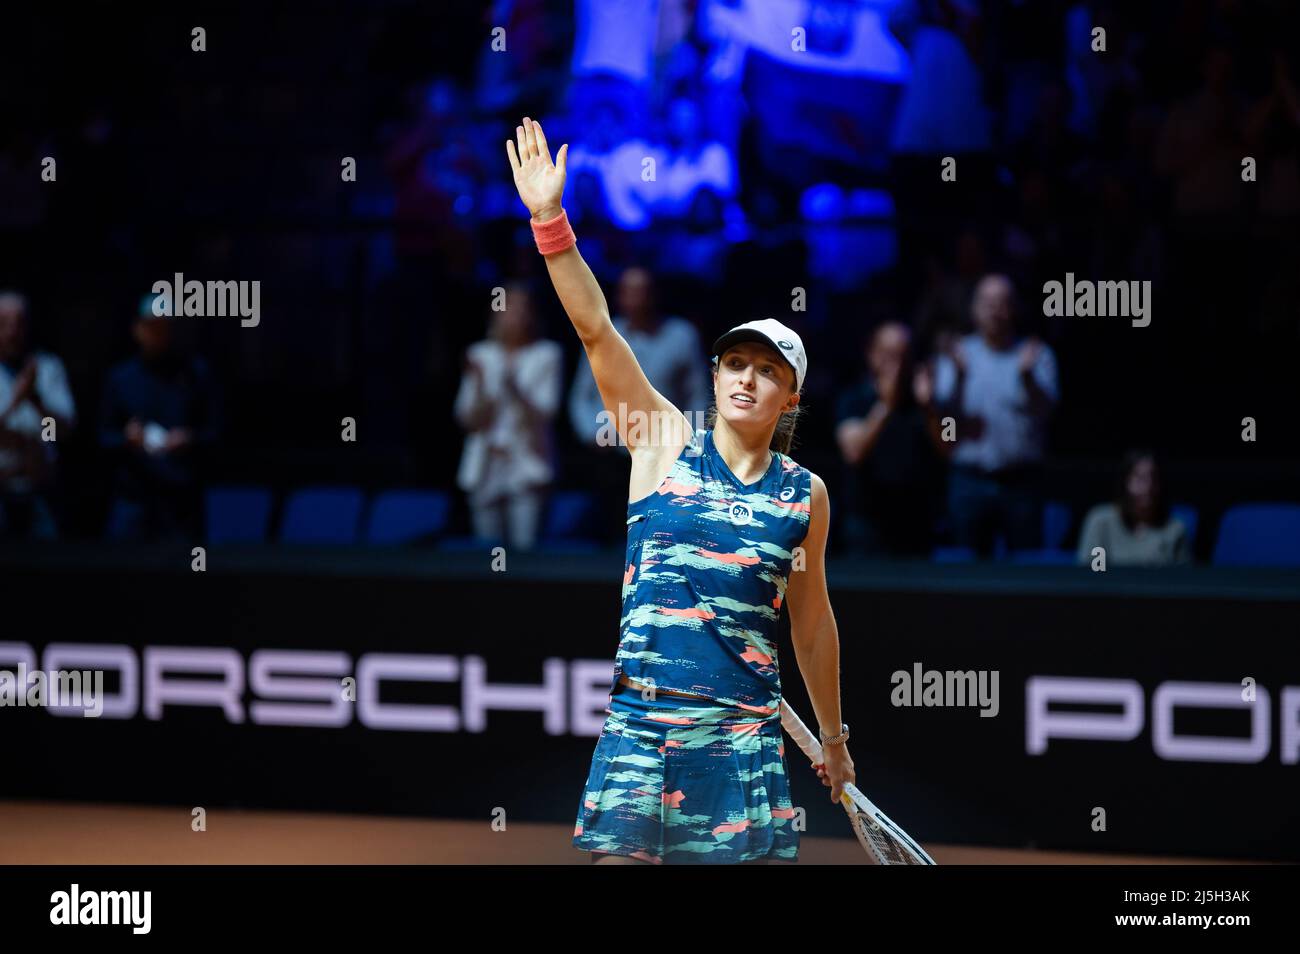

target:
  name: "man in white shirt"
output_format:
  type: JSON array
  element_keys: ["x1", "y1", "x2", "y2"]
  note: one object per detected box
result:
[
  {"x1": 933, "y1": 274, "x2": 1058, "y2": 555},
  {"x1": 0, "y1": 291, "x2": 77, "y2": 539},
  {"x1": 566, "y1": 268, "x2": 709, "y2": 543},
  {"x1": 567, "y1": 267, "x2": 710, "y2": 446}
]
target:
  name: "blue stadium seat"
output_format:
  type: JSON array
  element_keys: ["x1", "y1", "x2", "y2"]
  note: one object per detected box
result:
[
  {"x1": 541, "y1": 539, "x2": 604, "y2": 553},
  {"x1": 364, "y1": 490, "x2": 452, "y2": 545},
  {"x1": 205, "y1": 486, "x2": 274, "y2": 544},
  {"x1": 437, "y1": 535, "x2": 506, "y2": 552},
  {"x1": 1171, "y1": 503, "x2": 1199, "y2": 549},
  {"x1": 932, "y1": 546, "x2": 977, "y2": 563},
  {"x1": 1043, "y1": 501, "x2": 1072, "y2": 551},
  {"x1": 1212, "y1": 503, "x2": 1300, "y2": 567},
  {"x1": 278, "y1": 487, "x2": 365, "y2": 545},
  {"x1": 1008, "y1": 549, "x2": 1076, "y2": 565},
  {"x1": 933, "y1": 536, "x2": 1010, "y2": 562},
  {"x1": 540, "y1": 491, "x2": 601, "y2": 547}
]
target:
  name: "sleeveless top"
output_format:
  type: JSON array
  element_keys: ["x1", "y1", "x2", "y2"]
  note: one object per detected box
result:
[{"x1": 611, "y1": 427, "x2": 814, "y2": 712}]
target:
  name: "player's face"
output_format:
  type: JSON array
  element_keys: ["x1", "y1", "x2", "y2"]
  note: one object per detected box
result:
[{"x1": 714, "y1": 342, "x2": 796, "y2": 426}]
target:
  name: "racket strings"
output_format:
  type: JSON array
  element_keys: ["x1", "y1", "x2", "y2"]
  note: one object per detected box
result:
[{"x1": 850, "y1": 811, "x2": 928, "y2": 865}]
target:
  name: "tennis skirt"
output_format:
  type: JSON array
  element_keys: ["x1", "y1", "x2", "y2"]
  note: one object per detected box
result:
[{"x1": 572, "y1": 680, "x2": 799, "y2": 864}]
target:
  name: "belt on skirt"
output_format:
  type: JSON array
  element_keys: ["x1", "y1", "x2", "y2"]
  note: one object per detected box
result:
[{"x1": 608, "y1": 676, "x2": 782, "y2": 730}]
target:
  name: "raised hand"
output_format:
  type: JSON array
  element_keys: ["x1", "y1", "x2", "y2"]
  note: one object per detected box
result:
[
  {"x1": 913, "y1": 362, "x2": 934, "y2": 408},
  {"x1": 1, "y1": 358, "x2": 37, "y2": 417},
  {"x1": 877, "y1": 358, "x2": 902, "y2": 408},
  {"x1": 1017, "y1": 337, "x2": 1043, "y2": 376},
  {"x1": 505, "y1": 116, "x2": 568, "y2": 221}
]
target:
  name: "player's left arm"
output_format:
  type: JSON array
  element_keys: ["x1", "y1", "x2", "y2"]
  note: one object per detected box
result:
[{"x1": 786, "y1": 471, "x2": 856, "y2": 800}]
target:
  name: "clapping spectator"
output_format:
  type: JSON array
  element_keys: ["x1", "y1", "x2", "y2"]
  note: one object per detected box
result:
[
  {"x1": 0, "y1": 291, "x2": 76, "y2": 539},
  {"x1": 934, "y1": 274, "x2": 1058, "y2": 555},
  {"x1": 835, "y1": 322, "x2": 947, "y2": 556},
  {"x1": 455, "y1": 282, "x2": 562, "y2": 550},
  {"x1": 1154, "y1": 45, "x2": 1248, "y2": 220}
]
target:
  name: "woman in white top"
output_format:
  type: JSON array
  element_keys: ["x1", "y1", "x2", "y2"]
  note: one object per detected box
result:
[
  {"x1": 454, "y1": 283, "x2": 562, "y2": 549},
  {"x1": 1077, "y1": 450, "x2": 1190, "y2": 567}
]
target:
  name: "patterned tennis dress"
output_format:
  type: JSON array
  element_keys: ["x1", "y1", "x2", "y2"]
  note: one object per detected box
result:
[{"x1": 573, "y1": 426, "x2": 813, "y2": 864}]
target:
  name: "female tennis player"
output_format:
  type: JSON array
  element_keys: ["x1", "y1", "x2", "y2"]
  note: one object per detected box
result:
[{"x1": 506, "y1": 117, "x2": 854, "y2": 865}]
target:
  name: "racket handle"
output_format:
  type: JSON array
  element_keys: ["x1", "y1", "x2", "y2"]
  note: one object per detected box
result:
[{"x1": 779, "y1": 698, "x2": 826, "y2": 766}]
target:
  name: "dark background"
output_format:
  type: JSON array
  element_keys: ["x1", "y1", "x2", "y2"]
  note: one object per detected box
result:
[{"x1": 1, "y1": 1, "x2": 1298, "y2": 548}]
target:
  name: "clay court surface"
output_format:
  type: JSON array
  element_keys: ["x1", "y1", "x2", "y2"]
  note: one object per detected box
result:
[{"x1": 0, "y1": 800, "x2": 1243, "y2": 865}]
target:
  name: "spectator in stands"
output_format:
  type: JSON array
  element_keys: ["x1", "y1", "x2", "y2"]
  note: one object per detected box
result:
[
  {"x1": 1245, "y1": 51, "x2": 1300, "y2": 228},
  {"x1": 1077, "y1": 450, "x2": 1189, "y2": 566},
  {"x1": 568, "y1": 266, "x2": 708, "y2": 443},
  {"x1": 1063, "y1": 1, "x2": 1139, "y2": 140},
  {"x1": 563, "y1": 166, "x2": 627, "y2": 280},
  {"x1": 934, "y1": 274, "x2": 1058, "y2": 556},
  {"x1": 0, "y1": 291, "x2": 76, "y2": 539},
  {"x1": 384, "y1": 79, "x2": 464, "y2": 261},
  {"x1": 835, "y1": 322, "x2": 947, "y2": 557},
  {"x1": 567, "y1": 266, "x2": 708, "y2": 541},
  {"x1": 99, "y1": 296, "x2": 222, "y2": 542},
  {"x1": 887, "y1": 0, "x2": 992, "y2": 156},
  {"x1": 455, "y1": 282, "x2": 561, "y2": 550},
  {"x1": 1154, "y1": 44, "x2": 1249, "y2": 221},
  {"x1": 886, "y1": 0, "x2": 996, "y2": 291},
  {"x1": 914, "y1": 226, "x2": 988, "y2": 357}
]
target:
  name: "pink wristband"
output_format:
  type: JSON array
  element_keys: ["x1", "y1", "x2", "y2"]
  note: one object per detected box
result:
[{"x1": 531, "y1": 207, "x2": 576, "y2": 255}]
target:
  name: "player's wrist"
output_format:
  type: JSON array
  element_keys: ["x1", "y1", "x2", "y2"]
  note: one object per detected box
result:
[
  {"x1": 530, "y1": 204, "x2": 563, "y2": 222},
  {"x1": 530, "y1": 206, "x2": 575, "y2": 255},
  {"x1": 819, "y1": 722, "x2": 850, "y2": 747}
]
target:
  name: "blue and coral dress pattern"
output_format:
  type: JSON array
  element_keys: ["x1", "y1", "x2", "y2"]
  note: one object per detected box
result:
[{"x1": 573, "y1": 427, "x2": 813, "y2": 863}]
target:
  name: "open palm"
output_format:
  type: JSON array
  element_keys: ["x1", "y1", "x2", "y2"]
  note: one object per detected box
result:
[{"x1": 506, "y1": 116, "x2": 568, "y2": 219}]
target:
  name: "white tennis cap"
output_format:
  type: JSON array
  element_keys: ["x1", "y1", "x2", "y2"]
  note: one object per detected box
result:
[{"x1": 710, "y1": 318, "x2": 807, "y2": 392}]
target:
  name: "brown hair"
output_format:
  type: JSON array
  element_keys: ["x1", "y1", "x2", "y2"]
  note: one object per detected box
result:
[
  {"x1": 1116, "y1": 448, "x2": 1170, "y2": 530},
  {"x1": 705, "y1": 359, "x2": 805, "y2": 455}
]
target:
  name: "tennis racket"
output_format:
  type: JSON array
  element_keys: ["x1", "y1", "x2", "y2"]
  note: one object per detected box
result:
[{"x1": 779, "y1": 698, "x2": 936, "y2": 865}]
